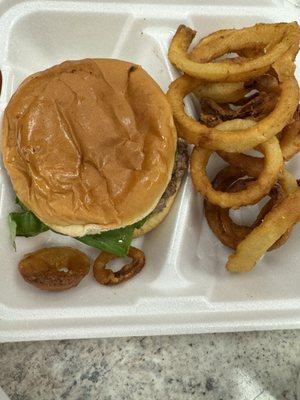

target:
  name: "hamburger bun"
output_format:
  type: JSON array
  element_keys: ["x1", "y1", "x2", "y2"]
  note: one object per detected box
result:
[
  {"x1": 134, "y1": 138, "x2": 188, "y2": 237},
  {"x1": 2, "y1": 59, "x2": 177, "y2": 237}
]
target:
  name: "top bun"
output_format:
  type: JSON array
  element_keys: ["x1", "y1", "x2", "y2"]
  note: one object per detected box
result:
[{"x1": 2, "y1": 59, "x2": 177, "y2": 236}]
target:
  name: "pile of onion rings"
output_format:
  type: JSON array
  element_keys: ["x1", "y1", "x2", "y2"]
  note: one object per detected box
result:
[{"x1": 167, "y1": 22, "x2": 300, "y2": 273}]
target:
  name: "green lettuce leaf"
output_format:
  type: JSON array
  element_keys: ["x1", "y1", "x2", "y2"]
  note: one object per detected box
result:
[
  {"x1": 9, "y1": 211, "x2": 49, "y2": 237},
  {"x1": 76, "y1": 217, "x2": 147, "y2": 257},
  {"x1": 9, "y1": 200, "x2": 147, "y2": 256}
]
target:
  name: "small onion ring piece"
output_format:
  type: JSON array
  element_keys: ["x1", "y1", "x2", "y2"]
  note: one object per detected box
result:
[{"x1": 93, "y1": 246, "x2": 145, "y2": 285}]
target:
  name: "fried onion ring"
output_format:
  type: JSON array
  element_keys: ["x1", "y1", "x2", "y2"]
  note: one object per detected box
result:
[
  {"x1": 167, "y1": 74, "x2": 299, "y2": 151},
  {"x1": 245, "y1": 74, "x2": 279, "y2": 94},
  {"x1": 168, "y1": 23, "x2": 300, "y2": 82},
  {"x1": 93, "y1": 246, "x2": 145, "y2": 285},
  {"x1": 198, "y1": 91, "x2": 277, "y2": 127},
  {"x1": 190, "y1": 136, "x2": 283, "y2": 208},
  {"x1": 226, "y1": 189, "x2": 300, "y2": 272},
  {"x1": 193, "y1": 75, "x2": 279, "y2": 105},
  {"x1": 237, "y1": 47, "x2": 265, "y2": 58},
  {"x1": 217, "y1": 151, "x2": 298, "y2": 194},
  {"x1": 204, "y1": 167, "x2": 291, "y2": 251},
  {"x1": 193, "y1": 82, "x2": 247, "y2": 104},
  {"x1": 19, "y1": 247, "x2": 90, "y2": 291},
  {"x1": 201, "y1": 100, "x2": 299, "y2": 160},
  {"x1": 279, "y1": 106, "x2": 300, "y2": 161}
]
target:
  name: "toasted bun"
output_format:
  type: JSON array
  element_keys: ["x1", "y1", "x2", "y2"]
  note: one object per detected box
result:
[{"x1": 2, "y1": 59, "x2": 177, "y2": 236}]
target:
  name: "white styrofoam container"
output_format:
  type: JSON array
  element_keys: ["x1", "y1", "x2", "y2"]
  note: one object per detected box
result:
[{"x1": 0, "y1": 0, "x2": 299, "y2": 343}]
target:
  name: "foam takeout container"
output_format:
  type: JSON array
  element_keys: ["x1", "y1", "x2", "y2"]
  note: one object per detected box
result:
[{"x1": 0, "y1": 0, "x2": 299, "y2": 342}]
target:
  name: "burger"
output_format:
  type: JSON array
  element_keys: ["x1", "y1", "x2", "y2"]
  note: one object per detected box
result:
[{"x1": 2, "y1": 58, "x2": 188, "y2": 256}]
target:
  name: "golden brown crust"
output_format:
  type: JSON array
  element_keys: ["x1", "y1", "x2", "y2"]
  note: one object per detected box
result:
[
  {"x1": 93, "y1": 246, "x2": 145, "y2": 285},
  {"x1": 226, "y1": 189, "x2": 300, "y2": 272},
  {"x1": 2, "y1": 59, "x2": 177, "y2": 236},
  {"x1": 18, "y1": 247, "x2": 90, "y2": 291}
]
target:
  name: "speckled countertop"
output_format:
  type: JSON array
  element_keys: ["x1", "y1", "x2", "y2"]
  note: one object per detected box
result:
[{"x1": 0, "y1": 330, "x2": 299, "y2": 400}]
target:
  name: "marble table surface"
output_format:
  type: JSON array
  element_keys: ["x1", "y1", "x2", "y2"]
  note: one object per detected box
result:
[{"x1": 0, "y1": 330, "x2": 299, "y2": 400}]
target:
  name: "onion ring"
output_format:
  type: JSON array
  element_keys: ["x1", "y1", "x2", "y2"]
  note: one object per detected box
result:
[
  {"x1": 167, "y1": 74, "x2": 299, "y2": 151},
  {"x1": 245, "y1": 74, "x2": 279, "y2": 94},
  {"x1": 193, "y1": 75, "x2": 279, "y2": 105},
  {"x1": 198, "y1": 91, "x2": 277, "y2": 127},
  {"x1": 193, "y1": 82, "x2": 247, "y2": 104},
  {"x1": 93, "y1": 246, "x2": 145, "y2": 285},
  {"x1": 200, "y1": 97, "x2": 299, "y2": 160},
  {"x1": 204, "y1": 167, "x2": 291, "y2": 251},
  {"x1": 168, "y1": 23, "x2": 300, "y2": 82},
  {"x1": 237, "y1": 47, "x2": 265, "y2": 58},
  {"x1": 217, "y1": 151, "x2": 298, "y2": 194},
  {"x1": 279, "y1": 106, "x2": 300, "y2": 161},
  {"x1": 226, "y1": 189, "x2": 300, "y2": 272},
  {"x1": 190, "y1": 136, "x2": 283, "y2": 208},
  {"x1": 272, "y1": 40, "x2": 300, "y2": 82},
  {"x1": 170, "y1": 27, "x2": 270, "y2": 82},
  {"x1": 204, "y1": 168, "x2": 251, "y2": 249},
  {"x1": 19, "y1": 247, "x2": 90, "y2": 291}
]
